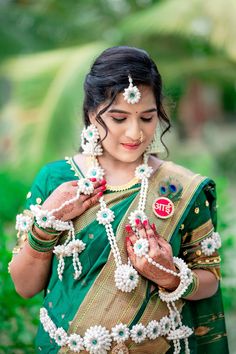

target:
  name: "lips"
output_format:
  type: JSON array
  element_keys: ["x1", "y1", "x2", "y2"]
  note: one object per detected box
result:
[{"x1": 121, "y1": 142, "x2": 141, "y2": 150}]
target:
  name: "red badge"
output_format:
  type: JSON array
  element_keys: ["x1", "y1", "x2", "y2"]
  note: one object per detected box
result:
[{"x1": 152, "y1": 197, "x2": 174, "y2": 219}]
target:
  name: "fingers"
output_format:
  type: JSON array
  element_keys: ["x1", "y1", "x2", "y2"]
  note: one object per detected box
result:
[
  {"x1": 82, "y1": 192, "x2": 103, "y2": 209},
  {"x1": 79, "y1": 178, "x2": 107, "y2": 209},
  {"x1": 125, "y1": 220, "x2": 160, "y2": 258},
  {"x1": 135, "y1": 219, "x2": 148, "y2": 239},
  {"x1": 157, "y1": 237, "x2": 173, "y2": 255},
  {"x1": 80, "y1": 179, "x2": 107, "y2": 202},
  {"x1": 125, "y1": 224, "x2": 137, "y2": 245}
]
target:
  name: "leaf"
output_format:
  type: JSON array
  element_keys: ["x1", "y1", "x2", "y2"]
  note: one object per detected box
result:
[
  {"x1": 1, "y1": 42, "x2": 108, "y2": 171},
  {"x1": 120, "y1": 0, "x2": 236, "y2": 62}
]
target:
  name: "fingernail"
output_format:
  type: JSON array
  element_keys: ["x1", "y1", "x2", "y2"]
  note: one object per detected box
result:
[
  {"x1": 143, "y1": 219, "x2": 148, "y2": 227},
  {"x1": 151, "y1": 223, "x2": 156, "y2": 231},
  {"x1": 135, "y1": 218, "x2": 141, "y2": 225},
  {"x1": 100, "y1": 185, "x2": 106, "y2": 191},
  {"x1": 125, "y1": 224, "x2": 132, "y2": 233},
  {"x1": 89, "y1": 178, "x2": 97, "y2": 182},
  {"x1": 100, "y1": 179, "x2": 107, "y2": 185},
  {"x1": 97, "y1": 192, "x2": 103, "y2": 197}
]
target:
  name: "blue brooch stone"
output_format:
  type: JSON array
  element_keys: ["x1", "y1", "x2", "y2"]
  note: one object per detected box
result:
[{"x1": 158, "y1": 177, "x2": 183, "y2": 202}]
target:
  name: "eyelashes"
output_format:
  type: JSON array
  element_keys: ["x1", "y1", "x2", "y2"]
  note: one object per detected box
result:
[
  {"x1": 141, "y1": 117, "x2": 153, "y2": 122},
  {"x1": 111, "y1": 117, "x2": 126, "y2": 123},
  {"x1": 111, "y1": 117, "x2": 153, "y2": 123}
]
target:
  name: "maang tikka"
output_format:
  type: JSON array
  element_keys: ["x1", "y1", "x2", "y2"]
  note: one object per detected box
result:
[{"x1": 123, "y1": 75, "x2": 141, "y2": 104}]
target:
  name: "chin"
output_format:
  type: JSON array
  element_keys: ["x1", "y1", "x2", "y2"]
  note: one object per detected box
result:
[{"x1": 115, "y1": 151, "x2": 145, "y2": 164}]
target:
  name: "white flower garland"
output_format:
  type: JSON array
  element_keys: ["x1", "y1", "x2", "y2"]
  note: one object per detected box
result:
[
  {"x1": 200, "y1": 231, "x2": 222, "y2": 256},
  {"x1": 40, "y1": 307, "x2": 192, "y2": 354},
  {"x1": 16, "y1": 178, "x2": 94, "y2": 280},
  {"x1": 111, "y1": 324, "x2": 129, "y2": 343},
  {"x1": 15, "y1": 214, "x2": 33, "y2": 232}
]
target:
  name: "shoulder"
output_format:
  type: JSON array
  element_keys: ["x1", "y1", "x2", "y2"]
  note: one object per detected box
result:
[
  {"x1": 25, "y1": 158, "x2": 77, "y2": 208},
  {"x1": 41, "y1": 159, "x2": 71, "y2": 174},
  {"x1": 160, "y1": 160, "x2": 201, "y2": 179}
]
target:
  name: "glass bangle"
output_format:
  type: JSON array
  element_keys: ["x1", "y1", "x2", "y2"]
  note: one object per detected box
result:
[
  {"x1": 34, "y1": 221, "x2": 61, "y2": 236},
  {"x1": 27, "y1": 230, "x2": 58, "y2": 253},
  {"x1": 182, "y1": 272, "x2": 199, "y2": 298}
]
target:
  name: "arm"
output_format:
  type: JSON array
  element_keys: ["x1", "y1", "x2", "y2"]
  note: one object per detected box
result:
[
  {"x1": 9, "y1": 242, "x2": 53, "y2": 298},
  {"x1": 184, "y1": 269, "x2": 218, "y2": 300},
  {"x1": 9, "y1": 176, "x2": 105, "y2": 298}
]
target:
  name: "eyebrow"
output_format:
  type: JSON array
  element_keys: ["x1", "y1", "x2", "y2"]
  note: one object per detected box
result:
[{"x1": 108, "y1": 108, "x2": 157, "y2": 114}]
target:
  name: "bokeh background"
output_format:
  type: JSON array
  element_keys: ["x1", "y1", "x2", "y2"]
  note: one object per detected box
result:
[{"x1": 0, "y1": 0, "x2": 235, "y2": 352}]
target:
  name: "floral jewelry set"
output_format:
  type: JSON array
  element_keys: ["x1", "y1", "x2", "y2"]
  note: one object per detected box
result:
[{"x1": 15, "y1": 76, "x2": 221, "y2": 354}]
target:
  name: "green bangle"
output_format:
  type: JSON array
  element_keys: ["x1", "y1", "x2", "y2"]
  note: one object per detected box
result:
[
  {"x1": 182, "y1": 272, "x2": 199, "y2": 298},
  {"x1": 34, "y1": 221, "x2": 61, "y2": 236},
  {"x1": 27, "y1": 230, "x2": 58, "y2": 253}
]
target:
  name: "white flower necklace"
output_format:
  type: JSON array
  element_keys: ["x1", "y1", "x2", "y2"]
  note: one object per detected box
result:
[
  {"x1": 66, "y1": 154, "x2": 192, "y2": 297},
  {"x1": 78, "y1": 153, "x2": 154, "y2": 293}
]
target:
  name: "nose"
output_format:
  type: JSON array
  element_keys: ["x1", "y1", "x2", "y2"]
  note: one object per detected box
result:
[{"x1": 125, "y1": 121, "x2": 141, "y2": 141}]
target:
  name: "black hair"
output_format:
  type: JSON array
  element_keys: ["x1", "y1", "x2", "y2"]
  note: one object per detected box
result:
[{"x1": 83, "y1": 46, "x2": 171, "y2": 154}]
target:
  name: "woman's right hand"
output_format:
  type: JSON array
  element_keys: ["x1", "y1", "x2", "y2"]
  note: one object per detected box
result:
[{"x1": 41, "y1": 179, "x2": 106, "y2": 222}]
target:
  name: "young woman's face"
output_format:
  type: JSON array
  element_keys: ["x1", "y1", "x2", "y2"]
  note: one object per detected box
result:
[{"x1": 90, "y1": 85, "x2": 158, "y2": 164}]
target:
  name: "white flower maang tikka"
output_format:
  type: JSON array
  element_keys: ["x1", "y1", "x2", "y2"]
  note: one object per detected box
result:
[{"x1": 123, "y1": 75, "x2": 141, "y2": 104}]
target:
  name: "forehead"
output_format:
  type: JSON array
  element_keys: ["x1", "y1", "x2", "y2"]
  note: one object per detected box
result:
[{"x1": 111, "y1": 85, "x2": 156, "y2": 112}]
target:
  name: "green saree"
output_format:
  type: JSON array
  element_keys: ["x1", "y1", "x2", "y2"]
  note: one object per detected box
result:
[{"x1": 22, "y1": 158, "x2": 228, "y2": 354}]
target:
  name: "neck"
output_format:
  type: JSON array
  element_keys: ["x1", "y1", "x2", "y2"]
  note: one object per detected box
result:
[{"x1": 97, "y1": 153, "x2": 145, "y2": 186}]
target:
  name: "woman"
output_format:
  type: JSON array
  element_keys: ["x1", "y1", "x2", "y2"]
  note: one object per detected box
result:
[{"x1": 9, "y1": 46, "x2": 228, "y2": 354}]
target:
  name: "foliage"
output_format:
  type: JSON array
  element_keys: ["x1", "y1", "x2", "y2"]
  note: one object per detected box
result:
[
  {"x1": 120, "y1": 0, "x2": 236, "y2": 61},
  {"x1": 0, "y1": 42, "x2": 108, "y2": 174},
  {"x1": 216, "y1": 144, "x2": 236, "y2": 178},
  {"x1": 0, "y1": 0, "x2": 161, "y2": 61},
  {"x1": 173, "y1": 151, "x2": 236, "y2": 311},
  {"x1": 0, "y1": 169, "x2": 42, "y2": 353}
]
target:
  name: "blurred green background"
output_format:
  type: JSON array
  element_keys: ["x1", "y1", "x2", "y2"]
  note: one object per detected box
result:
[{"x1": 0, "y1": 0, "x2": 235, "y2": 353}]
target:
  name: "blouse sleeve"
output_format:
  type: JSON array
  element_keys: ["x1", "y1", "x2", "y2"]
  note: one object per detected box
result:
[
  {"x1": 25, "y1": 165, "x2": 52, "y2": 210},
  {"x1": 180, "y1": 183, "x2": 221, "y2": 280},
  {"x1": 12, "y1": 165, "x2": 52, "y2": 256}
]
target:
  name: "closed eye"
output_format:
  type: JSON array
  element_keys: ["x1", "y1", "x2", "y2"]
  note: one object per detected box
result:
[
  {"x1": 111, "y1": 117, "x2": 126, "y2": 123},
  {"x1": 141, "y1": 117, "x2": 153, "y2": 122}
]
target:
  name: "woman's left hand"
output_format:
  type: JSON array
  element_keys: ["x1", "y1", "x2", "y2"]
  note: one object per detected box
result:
[{"x1": 125, "y1": 220, "x2": 180, "y2": 290}]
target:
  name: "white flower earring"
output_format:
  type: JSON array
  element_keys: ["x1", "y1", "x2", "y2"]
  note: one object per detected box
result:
[
  {"x1": 145, "y1": 123, "x2": 165, "y2": 156},
  {"x1": 123, "y1": 75, "x2": 141, "y2": 104},
  {"x1": 81, "y1": 124, "x2": 103, "y2": 156}
]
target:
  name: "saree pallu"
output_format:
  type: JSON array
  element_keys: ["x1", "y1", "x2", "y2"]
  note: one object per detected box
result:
[{"x1": 34, "y1": 161, "x2": 228, "y2": 354}]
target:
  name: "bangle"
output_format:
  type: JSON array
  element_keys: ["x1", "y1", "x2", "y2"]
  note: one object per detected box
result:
[
  {"x1": 30, "y1": 205, "x2": 71, "y2": 232},
  {"x1": 27, "y1": 229, "x2": 59, "y2": 253},
  {"x1": 34, "y1": 221, "x2": 62, "y2": 236},
  {"x1": 158, "y1": 258, "x2": 193, "y2": 302},
  {"x1": 182, "y1": 271, "x2": 199, "y2": 298}
]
